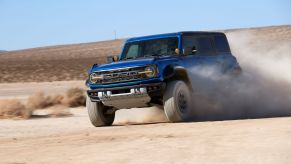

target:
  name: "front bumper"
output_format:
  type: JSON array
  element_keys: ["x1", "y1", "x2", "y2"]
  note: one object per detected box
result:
[
  {"x1": 88, "y1": 77, "x2": 163, "y2": 89},
  {"x1": 87, "y1": 83, "x2": 164, "y2": 109}
]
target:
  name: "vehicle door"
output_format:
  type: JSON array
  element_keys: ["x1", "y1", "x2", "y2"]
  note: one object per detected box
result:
[{"x1": 181, "y1": 35, "x2": 221, "y2": 74}]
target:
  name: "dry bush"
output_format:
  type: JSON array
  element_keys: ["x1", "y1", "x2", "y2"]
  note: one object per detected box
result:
[
  {"x1": 26, "y1": 92, "x2": 49, "y2": 109},
  {"x1": 46, "y1": 94, "x2": 64, "y2": 106},
  {"x1": 26, "y1": 92, "x2": 65, "y2": 110},
  {"x1": 0, "y1": 87, "x2": 85, "y2": 120},
  {"x1": 26, "y1": 88, "x2": 85, "y2": 110},
  {"x1": 61, "y1": 88, "x2": 86, "y2": 107},
  {"x1": 0, "y1": 99, "x2": 32, "y2": 119}
]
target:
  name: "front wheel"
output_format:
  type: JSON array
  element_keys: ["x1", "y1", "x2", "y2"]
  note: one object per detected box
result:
[
  {"x1": 163, "y1": 81, "x2": 192, "y2": 122},
  {"x1": 86, "y1": 96, "x2": 115, "y2": 127}
]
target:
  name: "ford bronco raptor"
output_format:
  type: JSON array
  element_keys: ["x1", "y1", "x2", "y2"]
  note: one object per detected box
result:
[{"x1": 86, "y1": 32, "x2": 241, "y2": 127}]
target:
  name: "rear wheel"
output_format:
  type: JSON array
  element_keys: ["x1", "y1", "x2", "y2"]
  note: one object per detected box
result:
[
  {"x1": 163, "y1": 81, "x2": 192, "y2": 122},
  {"x1": 86, "y1": 96, "x2": 115, "y2": 127}
]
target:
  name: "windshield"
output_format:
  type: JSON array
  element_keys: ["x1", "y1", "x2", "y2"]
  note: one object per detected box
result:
[{"x1": 120, "y1": 37, "x2": 178, "y2": 60}]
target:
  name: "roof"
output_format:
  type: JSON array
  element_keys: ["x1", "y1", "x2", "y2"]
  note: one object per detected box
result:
[{"x1": 126, "y1": 31, "x2": 225, "y2": 42}]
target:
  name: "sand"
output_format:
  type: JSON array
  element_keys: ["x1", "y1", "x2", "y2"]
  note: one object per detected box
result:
[
  {"x1": 0, "y1": 81, "x2": 291, "y2": 163},
  {"x1": 1, "y1": 109, "x2": 291, "y2": 164}
]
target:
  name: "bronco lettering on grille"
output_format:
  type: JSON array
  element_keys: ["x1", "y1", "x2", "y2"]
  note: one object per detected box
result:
[{"x1": 94, "y1": 67, "x2": 147, "y2": 84}]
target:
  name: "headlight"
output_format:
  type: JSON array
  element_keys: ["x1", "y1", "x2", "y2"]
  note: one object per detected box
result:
[
  {"x1": 138, "y1": 65, "x2": 157, "y2": 78},
  {"x1": 89, "y1": 73, "x2": 103, "y2": 83}
]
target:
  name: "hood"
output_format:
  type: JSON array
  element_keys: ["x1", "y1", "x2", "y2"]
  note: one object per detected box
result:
[{"x1": 91, "y1": 57, "x2": 156, "y2": 72}]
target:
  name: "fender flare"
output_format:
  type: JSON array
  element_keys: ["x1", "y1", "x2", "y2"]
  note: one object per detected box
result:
[{"x1": 163, "y1": 65, "x2": 193, "y2": 91}]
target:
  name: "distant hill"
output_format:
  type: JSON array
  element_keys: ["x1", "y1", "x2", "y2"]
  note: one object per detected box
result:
[
  {"x1": 0, "y1": 39, "x2": 124, "y2": 83},
  {"x1": 0, "y1": 25, "x2": 290, "y2": 83},
  {"x1": 0, "y1": 50, "x2": 7, "y2": 53}
]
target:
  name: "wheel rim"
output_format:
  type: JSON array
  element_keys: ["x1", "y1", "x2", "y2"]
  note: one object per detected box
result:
[{"x1": 177, "y1": 90, "x2": 187, "y2": 113}]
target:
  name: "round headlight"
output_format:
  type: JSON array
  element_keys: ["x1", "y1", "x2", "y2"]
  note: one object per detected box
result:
[
  {"x1": 89, "y1": 73, "x2": 98, "y2": 83},
  {"x1": 144, "y1": 66, "x2": 156, "y2": 78}
]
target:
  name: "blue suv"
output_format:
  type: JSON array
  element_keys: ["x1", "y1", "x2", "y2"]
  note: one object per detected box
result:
[{"x1": 86, "y1": 32, "x2": 241, "y2": 127}]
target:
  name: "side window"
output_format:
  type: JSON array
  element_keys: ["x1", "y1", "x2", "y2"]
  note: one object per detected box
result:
[
  {"x1": 183, "y1": 36, "x2": 199, "y2": 55},
  {"x1": 214, "y1": 35, "x2": 230, "y2": 53},
  {"x1": 126, "y1": 44, "x2": 139, "y2": 58},
  {"x1": 197, "y1": 37, "x2": 215, "y2": 55},
  {"x1": 143, "y1": 37, "x2": 178, "y2": 56},
  {"x1": 183, "y1": 36, "x2": 215, "y2": 55}
]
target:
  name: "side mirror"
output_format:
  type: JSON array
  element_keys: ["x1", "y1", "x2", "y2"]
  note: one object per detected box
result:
[
  {"x1": 175, "y1": 48, "x2": 180, "y2": 55},
  {"x1": 107, "y1": 55, "x2": 119, "y2": 63}
]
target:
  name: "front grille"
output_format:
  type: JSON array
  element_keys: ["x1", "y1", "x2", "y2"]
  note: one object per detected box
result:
[{"x1": 94, "y1": 66, "x2": 148, "y2": 84}]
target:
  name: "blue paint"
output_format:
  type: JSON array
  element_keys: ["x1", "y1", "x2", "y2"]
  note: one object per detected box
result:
[{"x1": 87, "y1": 31, "x2": 240, "y2": 89}]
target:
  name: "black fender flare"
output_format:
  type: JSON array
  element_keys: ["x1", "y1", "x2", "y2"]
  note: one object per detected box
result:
[{"x1": 163, "y1": 65, "x2": 193, "y2": 91}]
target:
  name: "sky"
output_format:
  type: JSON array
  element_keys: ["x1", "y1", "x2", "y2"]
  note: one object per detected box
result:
[{"x1": 0, "y1": 0, "x2": 290, "y2": 50}]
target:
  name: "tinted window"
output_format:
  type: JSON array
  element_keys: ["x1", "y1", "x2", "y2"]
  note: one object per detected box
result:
[
  {"x1": 198, "y1": 37, "x2": 214, "y2": 54},
  {"x1": 183, "y1": 36, "x2": 215, "y2": 55},
  {"x1": 143, "y1": 37, "x2": 178, "y2": 56},
  {"x1": 183, "y1": 36, "x2": 198, "y2": 55},
  {"x1": 214, "y1": 35, "x2": 230, "y2": 52},
  {"x1": 126, "y1": 44, "x2": 139, "y2": 59},
  {"x1": 121, "y1": 37, "x2": 178, "y2": 60}
]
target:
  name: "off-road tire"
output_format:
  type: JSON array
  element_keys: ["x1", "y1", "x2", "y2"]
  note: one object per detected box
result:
[
  {"x1": 86, "y1": 96, "x2": 115, "y2": 127},
  {"x1": 163, "y1": 81, "x2": 192, "y2": 122}
]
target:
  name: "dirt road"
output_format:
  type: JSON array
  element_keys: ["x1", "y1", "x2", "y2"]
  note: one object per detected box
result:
[
  {"x1": 0, "y1": 81, "x2": 85, "y2": 100},
  {"x1": 1, "y1": 108, "x2": 291, "y2": 164},
  {"x1": 1, "y1": 81, "x2": 291, "y2": 163}
]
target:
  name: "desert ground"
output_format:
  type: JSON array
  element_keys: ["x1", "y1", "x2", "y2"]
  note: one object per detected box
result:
[
  {"x1": 1, "y1": 110, "x2": 291, "y2": 164},
  {"x1": 0, "y1": 25, "x2": 291, "y2": 163},
  {"x1": 0, "y1": 81, "x2": 291, "y2": 164}
]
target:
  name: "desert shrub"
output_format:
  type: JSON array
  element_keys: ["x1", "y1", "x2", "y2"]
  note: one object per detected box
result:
[
  {"x1": 0, "y1": 99, "x2": 32, "y2": 119},
  {"x1": 46, "y1": 94, "x2": 64, "y2": 106},
  {"x1": 0, "y1": 87, "x2": 85, "y2": 120},
  {"x1": 26, "y1": 92, "x2": 66, "y2": 110},
  {"x1": 26, "y1": 92, "x2": 50, "y2": 109},
  {"x1": 61, "y1": 88, "x2": 86, "y2": 107}
]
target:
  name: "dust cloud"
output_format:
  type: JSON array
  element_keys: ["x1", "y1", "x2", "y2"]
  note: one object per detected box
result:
[
  {"x1": 114, "y1": 31, "x2": 291, "y2": 124},
  {"x1": 114, "y1": 106, "x2": 168, "y2": 125},
  {"x1": 187, "y1": 31, "x2": 291, "y2": 121}
]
